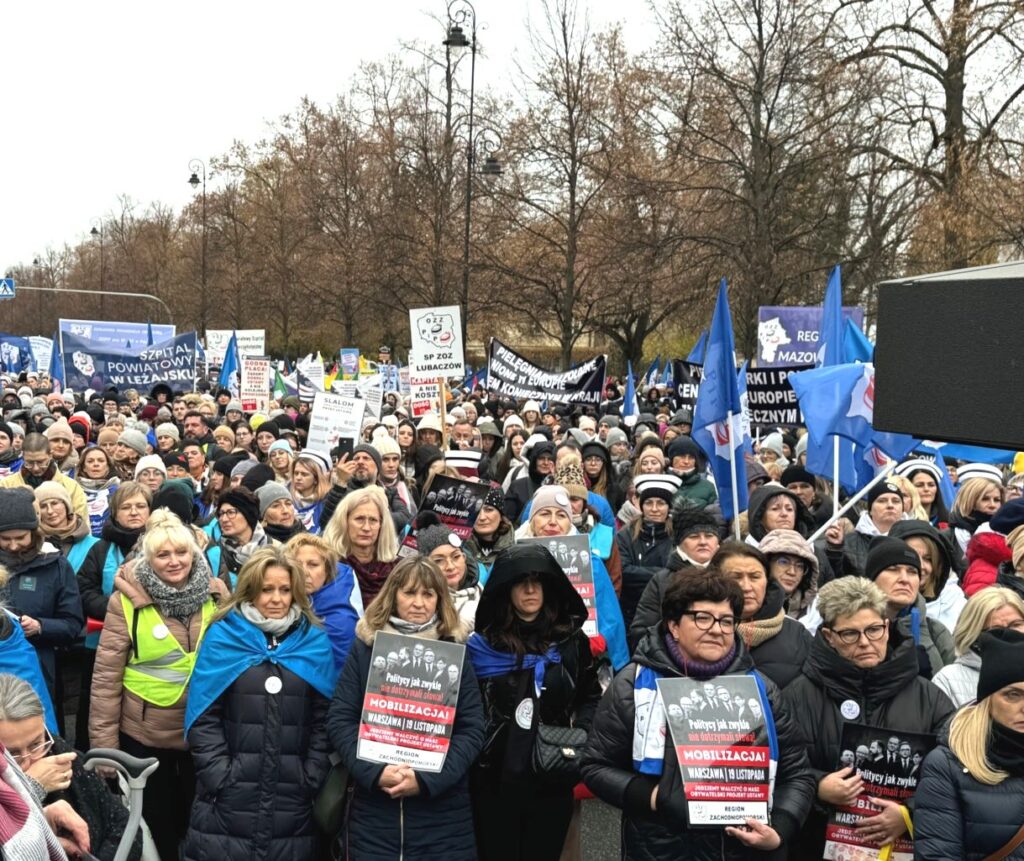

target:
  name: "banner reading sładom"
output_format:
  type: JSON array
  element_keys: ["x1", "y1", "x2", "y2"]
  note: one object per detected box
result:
[
  {"x1": 306, "y1": 392, "x2": 364, "y2": 455},
  {"x1": 487, "y1": 339, "x2": 606, "y2": 405},
  {"x1": 61, "y1": 332, "x2": 198, "y2": 393}
]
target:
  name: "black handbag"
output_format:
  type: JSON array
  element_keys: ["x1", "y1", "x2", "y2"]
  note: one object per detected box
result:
[
  {"x1": 313, "y1": 757, "x2": 351, "y2": 836},
  {"x1": 531, "y1": 723, "x2": 588, "y2": 787}
]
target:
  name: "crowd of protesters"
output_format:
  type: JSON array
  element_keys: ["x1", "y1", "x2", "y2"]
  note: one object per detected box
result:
[{"x1": 0, "y1": 358, "x2": 1020, "y2": 860}]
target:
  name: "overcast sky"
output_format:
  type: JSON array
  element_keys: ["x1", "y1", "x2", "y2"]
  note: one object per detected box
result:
[{"x1": 2, "y1": 0, "x2": 660, "y2": 272}]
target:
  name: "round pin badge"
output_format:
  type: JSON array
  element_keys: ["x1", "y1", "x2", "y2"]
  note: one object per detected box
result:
[
  {"x1": 555, "y1": 491, "x2": 570, "y2": 507},
  {"x1": 152, "y1": 624, "x2": 169, "y2": 641},
  {"x1": 448, "y1": 533, "x2": 462, "y2": 548},
  {"x1": 514, "y1": 698, "x2": 534, "y2": 730},
  {"x1": 840, "y1": 699, "x2": 860, "y2": 720},
  {"x1": 265, "y1": 676, "x2": 283, "y2": 695}
]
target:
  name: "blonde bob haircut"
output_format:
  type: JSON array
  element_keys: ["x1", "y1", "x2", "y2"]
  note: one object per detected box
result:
[
  {"x1": 284, "y1": 533, "x2": 339, "y2": 585},
  {"x1": 141, "y1": 509, "x2": 202, "y2": 563},
  {"x1": 952, "y1": 476, "x2": 1003, "y2": 518},
  {"x1": 949, "y1": 697, "x2": 1010, "y2": 785},
  {"x1": 362, "y1": 554, "x2": 463, "y2": 640},
  {"x1": 213, "y1": 545, "x2": 319, "y2": 626},
  {"x1": 816, "y1": 577, "x2": 888, "y2": 630},
  {"x1": 952, "y1": 587, "x2": 1024, "y2": 656},
  {"x1": 322, "y1": 485, "x2": 398, "y2": 563},
  {"x1": 888, "y1": 475, "x2": 927, "y2": 521},
  {"x1": 110, "y1": 481, "x2": 153, "y2": 516}
]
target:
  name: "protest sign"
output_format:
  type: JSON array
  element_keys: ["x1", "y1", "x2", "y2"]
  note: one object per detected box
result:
[
  {"x1": 205, "y1": 329, "x2": 266, "y2": 365},
  {"x1": 380, "y1": 363, "x2": 401, "y2": 393},
  {"x1": 27, "y1": 337, "x2": 52, "y2": 374},
  {"x1": 408, "y1": 372, "x2": 443, "y2": 418},
  {"x1": 358, "y1": 631, "x2": 466, "y2": 773},
  {"x1": 330, "y1": 375, "x2": 383, "y2": 423},
  {"x1": 61, "y1": 332, "x2": 198, "y2": 393},
  {"x1": 239, "y1": 357, "x2": 271, "y2": 413},
  {"x1": 306, "y1": 392, "x2": 363, "y2": 455},
  {"x1": 823, "y1": 724, "x2": 935, "y2": 861},
  {"x1": 400, "y1": 474, "x2": 490, "y2": 556},
  {"x1": 671, "y1": 361, "x2": 704, "y2": 410},
  {"x1": 745, "y1": 365, "x2": 811, "y2": 427},
  {"x1": 657, "y1": 674, "x2": 771, "y2": 827},
  {"x1": 409, "y1": 306, "x2": 465, "y2": 377},
  {"x1": 340, "y1": 348, "x2": 360, "y2": 380},
  {"x1": 519, "y1": 534, "x2": 598, "y2": 636},
  {"x1": 487, "y1": 338, "x2": 606, "y2": 406},
  {"x1": 757, "y1": 306, "x2": 865, "y2": 367},
  {"x1": 399, "y1": 365, "x2": 411, "y2": 396},
  {"x1": 0, "y1": 335, "x2": 36, "y2": 374},
  {"x1": 60, "y1": 319, "x2": 175, "y2": 347}
]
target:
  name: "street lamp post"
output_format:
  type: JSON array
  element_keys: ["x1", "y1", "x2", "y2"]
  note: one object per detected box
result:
[
  {"x1": 89, "y1": 221, "x2": 105, "y2": 318},
  {"x1": 32, "y1": 257, "x2": 43, "y2": 333},
  {"x1": 188, "y1": 159, "x2": 208, "y2": 334}
]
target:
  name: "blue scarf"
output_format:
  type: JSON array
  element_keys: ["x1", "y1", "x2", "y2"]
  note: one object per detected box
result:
[
  {"x1": 0, "y1": 614, "x2": 57, "y2": 733},
  {"x1": 466, "y1": 632, "x2": 561, "y2": 697},
  {"x1": 185, "y1": 609, "x2": 338, "y2": 735},
  {"x1": 899, "y1": 604, "x2": 922, "y2": 645}
]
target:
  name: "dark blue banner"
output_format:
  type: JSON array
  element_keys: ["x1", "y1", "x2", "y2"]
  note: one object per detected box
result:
[
  {"x1": 0, "y1": 334, "x2": 37, "y2": 374},
  {"x1": 61, "y1": 332, "x2": 198, "y2": 393}
]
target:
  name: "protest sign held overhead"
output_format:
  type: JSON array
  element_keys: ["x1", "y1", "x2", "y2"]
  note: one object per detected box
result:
[
  {"x1": 401, "y1": 474, "x2": 490, "y2": 556},
  {"x1": 358, "y1": 631, "x2": 466, "y2": 773},
  {"x1": 519, "y1": 534, "x2": 598, "y2": 637},
  {"x1": 823, "y1": 723, "x2": 935, "y2": 861},
  {"x1": 757, "y1": 306, "x2": 865, "y2": 367},
  {"x1": 61, "y1": 331, "x2": 198, "y2": 392},
  {"x1": 59, "y1": 318, "x2": 176, "y2": 348},
  {"x1": 671, "y1": 360, "x2": 703, "y2": 410},
  {"x1": 205, "y1": 329, "x2": 266, "y2": 365},
  {"x1": 239, "y1": 356, "x2": 271, "y2": 413},
  {"x1": 409, "y1": 305, "x2": 465, "y2": 377},
  {"x1": 306, "y1": 392, "x2": 364, "y2": 456},
  {"x1": 657, "y1": 674, "x2": 773, "y2": 827},
  {"x1": 487, "y1": 338, "x2": 606, "y2": 405},
  {"x1": 745, "y1": 365, "x2": 811, "y2": 427}
]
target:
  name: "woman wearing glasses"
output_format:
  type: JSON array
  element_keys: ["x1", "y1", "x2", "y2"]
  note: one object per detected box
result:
[
  {"x1": 758, "y1": 528, "x2": 819, "y2": 621},
  {"x1": 781, "y1": 576, "x2": 954, "y2": 858},
  {"x1": 205, "y1": 487, "x2": 276, "y2": 588},
  {"x1": 0, "y1": 673, "x2": 142, "y2": 861},
  {"x1": 581, "y1": 568, "x2": 814, "y2": 860},
  {"x1": 416, "y1": 518, "x2": 482, "y2": 631}
]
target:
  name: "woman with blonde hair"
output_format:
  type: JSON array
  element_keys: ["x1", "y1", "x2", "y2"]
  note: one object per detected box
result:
[
  {"x1": 90, "y1": 509, "x2": 225, "y2": 861},
  {"x1": 322, "y1": 485, "x2": 398, "y2": 606},
  {"x1": 288, "y1": 450, "x2": 333, "y2": 535},
  {"x1": 914, "y1": 628, "x2": 1024, "y2": 860},
  {"x1": 951, "y1": 463, "x2": 1005, "y2": 553},
  {"x1": 931, "y1": 586, "x2": 1024, "y2": 707},
  {"x1": 889, "y1": 474, "x2": 927, "y2": 520},
  {"x1": 182, "y1": 546, "x2": 337, "y2": 861},
  {"x1": 327, "y1": 555, "x2": 484, "y2": 859}
]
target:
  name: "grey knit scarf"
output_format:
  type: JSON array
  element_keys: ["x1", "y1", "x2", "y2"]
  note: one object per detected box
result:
[
  {"x1": 239, "y1": 602, "x2": 300, "y2": 637},
  {"x1": 133, "y1": 552, "x2": 213, "y2": 620}
]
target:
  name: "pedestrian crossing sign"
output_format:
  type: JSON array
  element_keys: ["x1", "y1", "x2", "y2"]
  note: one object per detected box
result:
[{"x1": 0, "y1": 279, "x2": 14, "y2": 299}]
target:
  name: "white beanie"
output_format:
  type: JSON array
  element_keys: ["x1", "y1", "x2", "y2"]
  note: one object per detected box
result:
[{"x1": 134, "y1": 454, "x2": 167, "y2": 477}]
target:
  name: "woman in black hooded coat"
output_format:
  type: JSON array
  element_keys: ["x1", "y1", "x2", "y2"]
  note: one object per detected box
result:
[
  {"x1": 745, "y1": 484, "x2": 833, "y2": 587},
  {"x1": 466, "y1": 543, "x2": 602, "y2": 861}
]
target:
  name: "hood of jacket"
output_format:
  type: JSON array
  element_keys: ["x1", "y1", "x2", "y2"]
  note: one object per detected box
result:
[
  {"x1": 747, "y1": 484, "x2": 814, "y2": 541},
  {"x1": 632, "y1": 624, "x2": 755, "y2": 677},
  {"x1": 475, "y1": 542, "x2": 586, "y2": 633},
  {"x1": 527, "y1": 441, "x2": 556, "y2": 485},
  {"x1": 996, "y1": 566, "x2": 1024, "y2": 601},
  {"x1": 966, "y1": 529, "x2": 1012, "y2": 566},
  {"x1": 801, "y1": 626, "x2": 922, "y2": 708},
  {"x1": 889, "y1": 518, "x2": 956, "y2": 595}
]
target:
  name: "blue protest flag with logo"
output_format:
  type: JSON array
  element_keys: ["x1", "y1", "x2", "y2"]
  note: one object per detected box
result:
[
  {"x1": 218, "y1": 331, "x2": 239, "y2": 394},
  {"x1": 687, "y1": 330, "x2": 708, "y2": 364},
  {"x1": 643, "y1": 356, "x2": 661, "y2": 388},
  {"x1": 692, "y1": 280, "x2": 747, "y2": 520},
  {"x1": 0, "y1": 335, "x2": 35, "y2": 374},
  {"x1": 844, "y1": 318, "x2": 874, "y2": 363}
]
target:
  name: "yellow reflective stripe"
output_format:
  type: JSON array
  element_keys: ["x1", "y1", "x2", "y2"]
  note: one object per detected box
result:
[{"x1": 124, "y1": 665, "x2": 190, "y2": 685}]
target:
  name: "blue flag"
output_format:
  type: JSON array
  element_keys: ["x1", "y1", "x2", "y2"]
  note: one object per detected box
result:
[
  {"x1": 146, "y1": 321, "x2": 155, "y2": 347},
  {"x1": 0, "y1": 335, "x2": 35, "y2": 374},
  {"x1": 659, "y1": 359, "x2": 674, "y2": 388},
  {"x1": 818, "y1": 265, "x2": 844, "y2": 368},
  {"x1": 691, "y1": 280, "x2": 747, "y2": 520},
  {"x1": 621, "y1": 360, "x2": 639, "y2": 422},
  {"x1": 218, "y1": 331, "x2": 240, "y2": 395},
  {"x1": 48, "y1": 331, "x2": 64, "y2": 392},
  {"x1": 687, "y1": 330, "x2": 708, "y2": 364},
  {"x1": 844, "y1": 318, "x2": 874, "y2": 363},
  {"x1": 643, "y1": 355, "x2": 661, "y2": 388}
]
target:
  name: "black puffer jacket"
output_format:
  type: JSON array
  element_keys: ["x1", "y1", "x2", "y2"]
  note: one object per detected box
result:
[
  {"x1": 328, "y1": 623, "x2": 484, "y2": 861},
  {"x1": 503, "y1": 441, "x2": 555, "y2": 522},
  {"x1": 628, "y1": 551, "x2": 694, "y2": 651},
  {"x1": 581, "y1": 632, "x2": 814, "y2": 861},
  {"x1": 182, "y1": 622, "x2": 332, "y2": 861},
  {"x1": 780, "y1": 629, "x2": 955, "y2": 858},
  {"x1": 914, "y1": 731, "x2": 1024, "y2": 861},
  {"x1": 617, "y1": 522, "x2": 674, "y2": 629},
  {"x1": 737, "y1": 580, "x2": 811, "y2": 690}
]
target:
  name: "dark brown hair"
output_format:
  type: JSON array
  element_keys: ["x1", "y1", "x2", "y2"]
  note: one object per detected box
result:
[{"x1": 661, "y1": 568, "x2": 744, "y2": 624}]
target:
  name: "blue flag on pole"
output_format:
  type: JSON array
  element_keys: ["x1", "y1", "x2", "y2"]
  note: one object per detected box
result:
[
  {"x1": 218, "y1": 331, "x2": 240, "y2": 395},
  {"x1": 818, "y1": 265, "x2": 844, "y2": 367},
  {"x1": 692, "y1": 279, "x2": 747, "y2": 520},
  {"x1": 146, "y1": 322, "x2": 155, "y2": 347},
  {"x1": 643, "y1": 356, "x2": 661, "y2": 388},
  {"x1": 621, "y1": 361, "x2": 639, "y2": 424},
  {"x1": 48, "y1": 331, "x2": 64, "y2": 392},
  {"x1": 687, "y1": 330, "x2": 708, "y2": 364},
  {"x1": 843, "y1": 318, "x2": 874, "y2": 363}
]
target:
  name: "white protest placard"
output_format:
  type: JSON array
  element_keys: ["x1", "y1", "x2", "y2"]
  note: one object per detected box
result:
[
  {"x1": 205, "y1": 329, "x2": 266, "y2": 365},
  {"x1": 307, "y1": 392, "x2": 364, "y2": 455},
  {"x1": 409, "y1": 373, "x2": 442, "y2": 418},
  {"x1": 408, "y1": 306, "x2": 464, "y2": 377},
  {"x1": 330, "y1": 375, "x2": 384, "y2": 424},
  {"x1": 240, "y1": 357, "x2": 271, "y2": 413}
]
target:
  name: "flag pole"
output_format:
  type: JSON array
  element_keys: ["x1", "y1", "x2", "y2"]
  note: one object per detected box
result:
[
  {"x1": 833, "y1": 435, "x2": 841, "y2": 517},
  {"x1": 808, "y1": 465, "x2": 894, "y2": 544},
  {"x1": 727, "y1": 409, "x2": 741, "y2": 541},
  {"x1": 438, "y1": 376, "x2": 449, "y2": 449}
]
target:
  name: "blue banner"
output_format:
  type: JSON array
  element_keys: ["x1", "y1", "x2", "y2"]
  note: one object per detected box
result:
[
  {"x1": 59, "y1": 319, "x2": 175, "y2": 348},
  {"x1": 61, "y1": 332, "x2": 198, "y2": 393},
  {"x1": 756, "y1": 306, "x2": 864, "y2": 367},
  {"x1": 0, "y1": 334, "x2": 36, "y2": 373}
]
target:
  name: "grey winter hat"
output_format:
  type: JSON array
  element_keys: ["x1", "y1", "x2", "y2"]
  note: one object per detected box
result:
[
  {"x1": 225, "y1": 400, "x2": 244, "y2": 415},
  {"x1": 118, "y1": 429, "x2": 149, "y2": 456},
  {"x1": 605, "y1": 428, "x2": 629, "y2": 448},
  {"x1": 255, "y1": 482, "x2": 293, "y2": 519},
  {"x1": 0, "y1": 487, "x2": 39, "y2": 531},
  {"x1": 155, "y1": 422, "x2": 180, "y2": 443},
  {"x1": 416, "y1": 523, "x2": 461, "y2": 558},
  {"x1": 231, "y1": 459, "x2": 259, "y2": 480}
]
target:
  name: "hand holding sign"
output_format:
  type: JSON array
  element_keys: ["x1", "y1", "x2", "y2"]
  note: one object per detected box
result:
[{"x1": 724, "y1": 820, "x2": 781, "y2": 851}]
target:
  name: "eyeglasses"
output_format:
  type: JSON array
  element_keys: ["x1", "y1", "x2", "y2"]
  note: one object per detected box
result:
[
  {"x1": 120, "y1": 503, "x2": 149, "y2": 513},
  {"x1": 218, "y1": 508, "x2": 241, "y2": 519},
  {"x1": 681, "y1": 611, "x2": 736, "y2": 632},
  {"x1": 430, "y1": 551, "x2": 464, "y2": 570},
  {"x1": 826, "y1": 621, "x2": 888, "y2": 645},
  {"x1": 9, "y1": 728, "x2": 53, "y2": 765},
  {"x1": 773, "y1": 555, "x2": 808, "y2": 573}
]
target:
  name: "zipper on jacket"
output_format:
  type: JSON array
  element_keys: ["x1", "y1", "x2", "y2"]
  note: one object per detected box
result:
[{"x1": 399, "y1": 797, "x2": 404, "y2": 861}]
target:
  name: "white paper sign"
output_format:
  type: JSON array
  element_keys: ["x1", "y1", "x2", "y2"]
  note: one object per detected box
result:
[
  {"x1": 331, "y1": 376, "x2": 384, "y2": 424},
  {"x1": 408, "y1": 306, "x2": 464, "y2": 377},
  {"x1": 307, "y1": 392, "x2": 364, "y2": 455},
  {"x1": 205, "y1": 329, "x2": 266, "y2": 365}
]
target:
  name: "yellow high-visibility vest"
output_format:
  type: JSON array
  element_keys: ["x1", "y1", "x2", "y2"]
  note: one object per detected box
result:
[{"x1": 121, "y1": 596, "x2": 215, "y2": 707}]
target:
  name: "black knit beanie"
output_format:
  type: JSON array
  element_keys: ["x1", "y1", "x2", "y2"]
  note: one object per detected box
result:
[
  {"x1": 217, "y1": 487, "x2": 260, "y2": 530},
  {"x1": 977, "y1": 627, "x2": 1024, "y2": 701},
  {"x1": 864, "y1": 535, "x2": 921, "y2": 581}
]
